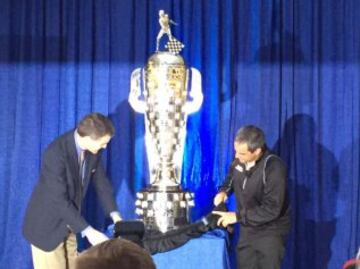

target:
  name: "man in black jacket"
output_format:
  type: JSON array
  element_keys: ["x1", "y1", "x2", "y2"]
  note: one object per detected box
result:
[
  {"x1": 213, "y1": 125, "x2": 290, "y2": 269},
  {"x1": 23, "y1": 113, "x2": 122, "y2": 269}
]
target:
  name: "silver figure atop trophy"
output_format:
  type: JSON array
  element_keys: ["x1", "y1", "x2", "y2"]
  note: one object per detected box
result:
[
  {"x1": 129, "y1": 10, "x2": 203, "y2": 233},
  {"x1": 156, "y1": 10, "x2": 184, "y2": 54}
]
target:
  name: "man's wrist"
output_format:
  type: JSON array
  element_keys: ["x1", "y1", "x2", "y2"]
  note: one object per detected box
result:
[
  {"x1": 237, "y1": 209, "x2": 247, "y2": 225},
  {"x1": 110, "y1": 211, "x2": 122, "y2": 223},
  {"x1": 81, "y1": 225, "x2": 93, "y2": 238}
]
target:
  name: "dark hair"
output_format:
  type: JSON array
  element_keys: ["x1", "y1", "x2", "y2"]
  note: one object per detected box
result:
[
  {"x1": 235, "y1": 125, "x2": 265, "y2": 152},
  {"x1": 75, "y1": 239, "x2": 156, "y2": 269},
  {"x1": 77, "y1": 113, "x2": 115, "y2": 140}
]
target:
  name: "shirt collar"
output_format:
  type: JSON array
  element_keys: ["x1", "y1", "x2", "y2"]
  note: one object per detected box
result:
[
  {"x1": 244, "y1": 147, "x2": 270, "y2": 172},
  {"x1": 74, "y1": 130, "x2": 84, "y2": 156}
]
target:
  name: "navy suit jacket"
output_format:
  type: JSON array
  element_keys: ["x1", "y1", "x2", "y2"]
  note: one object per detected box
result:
[{"x1": 23, "y1": 130, "x2": 118, "y2": 251}]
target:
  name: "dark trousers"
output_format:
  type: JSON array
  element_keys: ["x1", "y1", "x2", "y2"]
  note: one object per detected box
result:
[{"x1": 236, "y1": 235, "x2": 285, "y2": 269}]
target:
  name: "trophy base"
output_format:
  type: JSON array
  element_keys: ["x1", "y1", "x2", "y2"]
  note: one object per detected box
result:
[{"x1": 135, "y1": 186, "x2": 194, "y2": 233}]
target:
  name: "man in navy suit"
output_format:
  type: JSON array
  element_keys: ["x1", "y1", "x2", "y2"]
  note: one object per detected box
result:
[{"x1": 23, "y1": 112, "x2": 122, "y2": 269}]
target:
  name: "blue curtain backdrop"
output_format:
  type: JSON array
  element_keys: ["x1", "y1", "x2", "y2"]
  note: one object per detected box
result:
[{"x1": 0, "y1": 0, "x2": 359, "y2": 268}]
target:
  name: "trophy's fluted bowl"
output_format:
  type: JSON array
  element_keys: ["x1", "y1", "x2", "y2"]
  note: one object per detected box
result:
[{"x1": 144, "y1": 52, "x2": 188, "y2": 187}]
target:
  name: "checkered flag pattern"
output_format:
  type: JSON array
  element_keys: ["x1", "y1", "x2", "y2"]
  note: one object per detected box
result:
[{"x1": 165, "y1": 39, "x2": 185, "y2": 54}]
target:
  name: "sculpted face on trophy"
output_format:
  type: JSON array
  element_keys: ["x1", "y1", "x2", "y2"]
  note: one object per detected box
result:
[{"x1": 128, "y1": 10, "x2": 203, "y2": 232}]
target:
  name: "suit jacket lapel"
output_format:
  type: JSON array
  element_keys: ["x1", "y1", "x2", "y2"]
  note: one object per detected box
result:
[
  {"x1": 64, "y1": 130, "x2": 83, "y2": 208},
  {"x1": 65, "y1": 130, "x2": 80, "y2": 180}
]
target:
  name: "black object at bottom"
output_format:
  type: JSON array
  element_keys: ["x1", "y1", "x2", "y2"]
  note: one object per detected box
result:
[
  {"x1": 114, "y1": 202, "x2": 231, "y2": 254},
  {"x1": 114, "y1": 221, "x2": 145, "y2": 247}
]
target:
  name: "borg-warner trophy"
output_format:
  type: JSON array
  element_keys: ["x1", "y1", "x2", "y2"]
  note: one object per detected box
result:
[{"x1": 128, "y1": 10, "x2": 203, "y2": 233}]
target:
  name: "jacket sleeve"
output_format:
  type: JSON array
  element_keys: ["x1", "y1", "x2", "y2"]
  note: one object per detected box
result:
[
  {"x1": 218, "y1": 173, "x2": 234, "y2": 195},
  {"x1": 218, "y1": 159, "x2": 240, "y2": 195},
  {"x1": 42, "y1": 148, "x2": 88, "y2": 233},
  {"x1": 240, "y1": 158, "x2": 288, "y2": 227},
  {"x1": 92, "y1": 159, "x2": 118, "y2": 216}
]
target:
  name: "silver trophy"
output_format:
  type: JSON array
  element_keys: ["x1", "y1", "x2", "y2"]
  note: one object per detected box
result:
[{"x1": 128, "y1": 10, "x2": 203, "y2": 233}]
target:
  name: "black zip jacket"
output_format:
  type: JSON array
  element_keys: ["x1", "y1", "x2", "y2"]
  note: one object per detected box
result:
[{"x1": 219, "y1": 149, "x2": 290, "y2": 239}]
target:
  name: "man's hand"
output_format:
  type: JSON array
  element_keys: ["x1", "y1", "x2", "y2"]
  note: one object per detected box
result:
[
  {"x1": 82, "y1": 226, "x2": 109, "y2": 246},
  {"x1": 212, "y1": 211, "x2": 237, "y2": 227},
  {"x1": 213, "y1": 191, "x2": 228, "y2": 206}
]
